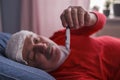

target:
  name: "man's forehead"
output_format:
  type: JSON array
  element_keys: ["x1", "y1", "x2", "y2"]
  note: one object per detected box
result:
[
  {"x1": 25, "y1": 33, "x2": 41, "y2": 42},
  {"x1": 27, "y1": 32, "x2": 38, "y2": 37}
]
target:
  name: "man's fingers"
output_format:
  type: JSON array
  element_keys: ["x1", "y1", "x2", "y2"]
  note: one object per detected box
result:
[
  {"x1": 71, "y1": 7, "x2": 79, "y2": 29},
  {"x1": 77, "y1": 7, "x2": 85, "y2": 27},
  {"x1": 60, "y1": 12, "x2": 68, "y2": 27},
  {"x1": 84, "y1": 12, "x2": 91, "y2": 26},
  {"x1": 60, "y1": 6, "x2": 90, "y2": 29},
  {"x1": 64, "y1": 8, "x2": 73, "y2": 27}
]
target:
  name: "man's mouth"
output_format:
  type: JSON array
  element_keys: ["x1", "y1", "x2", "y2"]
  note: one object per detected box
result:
[{"x1": 45, "y1": 43, "x2": 54, "y2": 59}]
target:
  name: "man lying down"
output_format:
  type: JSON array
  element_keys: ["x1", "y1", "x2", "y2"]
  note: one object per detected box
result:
[{"x1": 5, "y1": 6, "x2": 120, "y2": 80}]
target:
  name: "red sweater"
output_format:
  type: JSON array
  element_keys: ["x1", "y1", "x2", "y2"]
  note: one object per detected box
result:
[{"x1": 49, "y1": 12, "x2": 120, "y2": 80}]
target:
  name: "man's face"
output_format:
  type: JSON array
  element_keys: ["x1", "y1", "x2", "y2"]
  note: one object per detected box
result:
[{"x1": 22, "y1": 33, "x2": 61, "y2": 72}]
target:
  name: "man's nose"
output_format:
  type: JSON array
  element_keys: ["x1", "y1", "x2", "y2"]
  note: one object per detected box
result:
[
  {"x1": 33, "y1": 43, "x2": 47, "y2": 53},
  {"x1": 33, "y1": 44, "x2": 43, "y2": 53}
]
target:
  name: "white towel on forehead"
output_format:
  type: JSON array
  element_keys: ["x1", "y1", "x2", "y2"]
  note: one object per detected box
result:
[{"x1": 5, "y1": 30, "x2": 36, "y2": 64}]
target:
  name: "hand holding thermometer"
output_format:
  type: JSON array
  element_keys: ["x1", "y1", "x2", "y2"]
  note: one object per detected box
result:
[{"x1": 65, "y1": 26, "x2": 70, "y2": 51}]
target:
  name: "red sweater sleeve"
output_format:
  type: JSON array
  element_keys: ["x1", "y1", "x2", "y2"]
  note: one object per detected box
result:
[{"x1": 70, "y1": 12, "x2": 106, "y2": 36}]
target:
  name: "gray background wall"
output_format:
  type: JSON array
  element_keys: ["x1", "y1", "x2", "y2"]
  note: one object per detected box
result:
[
  {"x1": 0, "y1": 0, "x2": 2, "y2": 31},
  {"x1": 1, "y1": 0, "x2": 21, "y2": 34}
]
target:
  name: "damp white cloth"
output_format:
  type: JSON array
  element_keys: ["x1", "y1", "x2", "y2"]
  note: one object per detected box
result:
[{"x1": 5, "y1": 30, "x2": 36, "y2": 64}]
